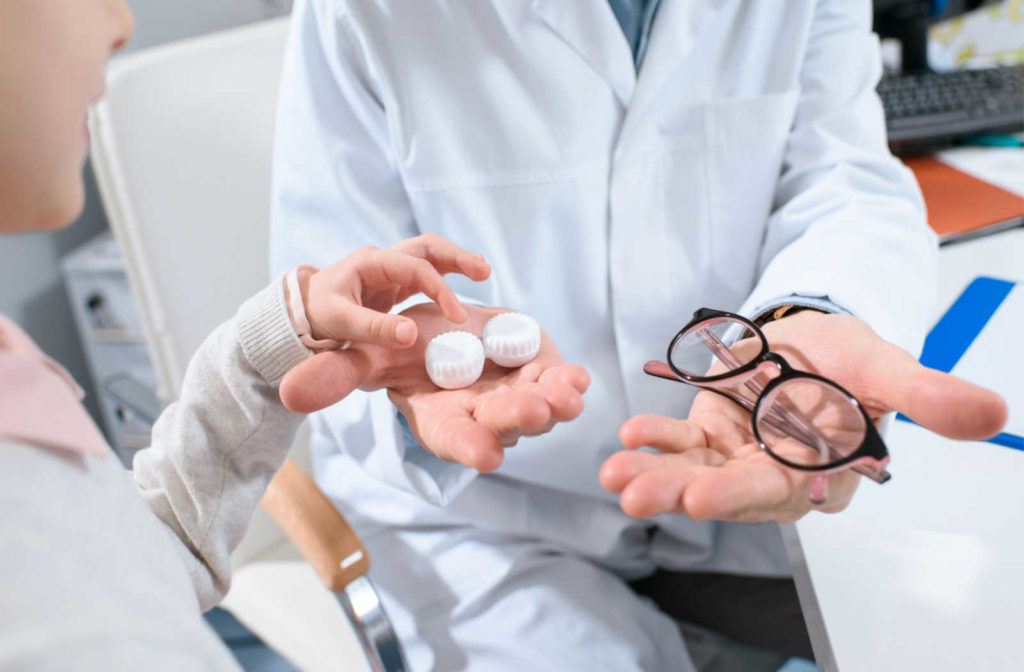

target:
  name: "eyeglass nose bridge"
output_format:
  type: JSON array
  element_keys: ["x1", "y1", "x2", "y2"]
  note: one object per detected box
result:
[{"x1": 758, "y1": 351, "x2": 793, "y2": 374}]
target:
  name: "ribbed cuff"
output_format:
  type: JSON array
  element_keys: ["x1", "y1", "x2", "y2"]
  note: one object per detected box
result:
[{"x1": 236, "y1": 277, "x2": 312, "y2": 387}]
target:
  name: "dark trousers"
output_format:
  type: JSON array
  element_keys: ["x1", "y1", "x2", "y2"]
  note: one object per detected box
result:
[{"x1": 630, "y1": 570, "x2": 815, "y2": 669}]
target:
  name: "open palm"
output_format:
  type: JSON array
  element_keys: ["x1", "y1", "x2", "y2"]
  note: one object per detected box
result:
[
  {"x1": 282, "y1": 303, "x2": 590, "y2": 472},
  {"x1": 605, "y1": 387, "x2": 864, "y2": 524},
  {"x1": 600, "y1": 311, "x2": 1007, "y2": 523}
]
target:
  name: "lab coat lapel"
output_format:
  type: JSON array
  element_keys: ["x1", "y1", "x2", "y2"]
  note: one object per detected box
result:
[
  {"x1": 532, "y1": 0, "x2": 636, "y2": 106},
  {"x1": 627, "y1": 0, "x2": 731, "y2": 119}
]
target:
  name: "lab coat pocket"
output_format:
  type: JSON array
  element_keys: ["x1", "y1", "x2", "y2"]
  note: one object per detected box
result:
[{"x1": 703, "y1": 90, "x2": 800, "y2": 296}]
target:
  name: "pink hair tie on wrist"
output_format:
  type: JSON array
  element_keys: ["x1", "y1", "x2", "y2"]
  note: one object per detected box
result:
[{"x1": 285, "y1": 266, "x2": 344, "y2": 351}]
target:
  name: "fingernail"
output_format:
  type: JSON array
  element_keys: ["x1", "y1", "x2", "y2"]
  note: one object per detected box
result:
[
  {"x1": 809, "y1": 474, "x2": 828, "y2": 504},
  {"x1": 396, "y1": 320, "x2": 416, "y2": 344}
]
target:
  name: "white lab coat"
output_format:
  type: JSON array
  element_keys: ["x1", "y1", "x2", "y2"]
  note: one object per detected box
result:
[{"x1": 270, "y1": 1, "x2": 937, "y2": 669}]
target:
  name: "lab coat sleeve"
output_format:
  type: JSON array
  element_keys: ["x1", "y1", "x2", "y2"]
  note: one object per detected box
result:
[
  {"x1": 737, "y1": 0, "x2": 938, "y2": 355},
  {"x1": 132, "y1": 280, "x2": 311, "y2": 610},
  {"x1": 750, "y1": 294, "x2": 851, "y2": 322},
  {"x1": 269, "y1": 0, "x2": 482, "y2": 506}
]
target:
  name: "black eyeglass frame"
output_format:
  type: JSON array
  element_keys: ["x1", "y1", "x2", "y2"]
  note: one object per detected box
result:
[{"x1": 661, "y1": 307, "x2": 890, "y2": 475}]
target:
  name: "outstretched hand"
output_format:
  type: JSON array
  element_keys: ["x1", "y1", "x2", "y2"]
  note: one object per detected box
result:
[
  {"x1": 281, "y1": 303, "x2": 590, "y2": 472},
  {"x1": 600, "y1": 311, "x2": 1007, "y2": 523}
]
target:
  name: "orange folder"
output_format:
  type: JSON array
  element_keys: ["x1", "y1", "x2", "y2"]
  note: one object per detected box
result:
[{"x1": 903, "y1": 156, "x2": 1024, "y2": 243}]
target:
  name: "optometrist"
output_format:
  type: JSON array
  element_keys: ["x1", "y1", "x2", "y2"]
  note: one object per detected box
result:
[{"x1": 270, "y1": 1, "x2": 1008, "y2": 670}]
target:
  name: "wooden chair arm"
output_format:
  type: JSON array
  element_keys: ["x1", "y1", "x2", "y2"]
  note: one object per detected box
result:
[{"x1": 259, "y1": 459, "x2": 370, "y2": 592}]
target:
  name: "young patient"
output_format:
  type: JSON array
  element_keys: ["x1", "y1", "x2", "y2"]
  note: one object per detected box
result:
[{"x1": 0, "y1": 1, "x2": 489, "y2": 669}]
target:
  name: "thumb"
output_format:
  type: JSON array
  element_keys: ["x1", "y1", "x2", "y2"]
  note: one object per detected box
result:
[
  {"x1": 279, "y1": 348, "x2": 377, "y2": 414},
  {"x1": 875, "y1": 346, "x2": 1008, "y2": 440}
]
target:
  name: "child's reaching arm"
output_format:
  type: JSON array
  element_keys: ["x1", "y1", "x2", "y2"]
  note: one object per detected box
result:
[{"x1": 132, "y1": 235, "x2": 490, "y2": 609}]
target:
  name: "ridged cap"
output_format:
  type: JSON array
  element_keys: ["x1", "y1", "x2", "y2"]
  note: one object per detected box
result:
[
  {"x1": 425, "y1": 331, "x2": 485, "y2": 389},
  {"x1": 482, "y1": 313, "x2": 541, "y2": 368}
]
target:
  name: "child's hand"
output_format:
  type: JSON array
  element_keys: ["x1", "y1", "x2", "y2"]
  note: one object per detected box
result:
[
  {"x1": 280, "y1": 303, "x2": 590, "y2": 472},
  {"x1": 280, "y1": 234, "x2": 589, "y2": 471},
  {"x1": 294, "y1": 234, "x2": 491, "y2": 349}
]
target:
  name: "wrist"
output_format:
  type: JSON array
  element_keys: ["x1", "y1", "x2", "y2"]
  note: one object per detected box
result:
[
  {"x1": 284, "y1": 264, "x2": 344, "y2": 351},
  {"x1": 754, "y1": 304, "x2": 826, "y2": 328}
]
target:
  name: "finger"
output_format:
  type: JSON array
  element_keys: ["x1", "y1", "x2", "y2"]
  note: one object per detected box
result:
[
  {"x1": 391, "y1": 233, "x2": 492, "y2": 281},
  {"x1": 870, "y1": 344, "x2": 1008, "y2": 440},
  {"x1": 600, "y1": 449, "x2": 725, "y2": 495},
  {"x1": 619, "y1": 467, "x2": 707, "y2": 519},
  {"x1": 473, "y1": 388, "x2": 553, "y2": 437},
  {"x1": 599, "y1": 450, "x2": 665, "y2": 493},
  {"x1": 279, "y1": 348, "x2": 377, "y2": 414},
  {"x1": 681, "y1": 459, "x2": 798, "y2": 521},
  {"x1": 538, "y1": 380, "x2": 585, "y2": 423},
  {"x1": 538, "y1": 364, "x2": 591, "y2": 395},
  {"x1": 418, "y1": 410, "x2": 504, "y2": 472},
  {"x1": 619, "y1": 414, "x2": 708, "y2": 453},
  {"x1": 359, "y1": 250, "x2": 467, "y2": 323},
  {"x1": 336, "y1": 303, "x2": 421, "y2": 347},
  {"x1": 809, "y1": 474, "x2": 828, "y2": 506}
]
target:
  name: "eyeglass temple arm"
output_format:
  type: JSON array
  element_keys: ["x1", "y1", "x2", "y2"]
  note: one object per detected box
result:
[
  {"x1": 646, "y1": 358, "x2": 820, "y2": 450},
  {"x1": 695, "y1": 329, "x2": 890, "y2": 484}
]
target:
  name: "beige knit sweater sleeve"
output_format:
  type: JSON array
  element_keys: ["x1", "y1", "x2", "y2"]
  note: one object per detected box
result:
[{"x1": 132, "y1": 278, "x2": 312, "y2": 610}]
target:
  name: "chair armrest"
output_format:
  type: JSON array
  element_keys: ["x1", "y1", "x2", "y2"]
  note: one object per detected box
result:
[{"x1": 259, "y1": 459, "x2": 370, "y2": 592}]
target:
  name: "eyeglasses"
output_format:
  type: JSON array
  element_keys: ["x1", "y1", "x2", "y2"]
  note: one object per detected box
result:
[{"x1": 644, "y1": 308, "x2": 891, "y2": 498}]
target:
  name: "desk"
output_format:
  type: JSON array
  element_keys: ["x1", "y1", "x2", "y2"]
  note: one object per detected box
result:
[{"x1": 790, "y1": 157, "x2": 1024, "y2": 671}]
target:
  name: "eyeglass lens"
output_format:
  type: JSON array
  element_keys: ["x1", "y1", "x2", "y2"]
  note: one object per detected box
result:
[
  {"x1": 669, "y1": 317, "x2": 762, "y2": 379},
  {"x1": 755, "y1": 378, "x2": 867, "y2": 468}
]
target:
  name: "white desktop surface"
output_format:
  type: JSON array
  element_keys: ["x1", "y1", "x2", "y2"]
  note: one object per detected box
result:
[
  {"x1": 936, "y1": 145, "x2": 1024, "y2": 198},
  {"x1": 791, "y1": 227, "x2": 1024, "y2": 669}
]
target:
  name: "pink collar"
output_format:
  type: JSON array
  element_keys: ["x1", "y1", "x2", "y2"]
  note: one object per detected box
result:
[{"x1": 0, "y1": 314, "x2": 109, "y2": 457}]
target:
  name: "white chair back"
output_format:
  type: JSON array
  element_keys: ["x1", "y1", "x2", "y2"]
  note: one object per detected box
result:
[{"x1": 91, "y1": 18, "x2": 289, "y2": 401}]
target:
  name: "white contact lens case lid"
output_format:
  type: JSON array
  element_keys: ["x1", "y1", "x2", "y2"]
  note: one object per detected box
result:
[
  {"x1": 482, "y1": 312, "x2": 541, "y2": 368},
  {"x1": 425, "y1": 331, "x2": 486, "y2": 389}
]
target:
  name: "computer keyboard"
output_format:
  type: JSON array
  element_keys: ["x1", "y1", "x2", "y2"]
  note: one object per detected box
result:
[{"x1": 878, "y1": 64, "x2": 1023, "y2": 153}]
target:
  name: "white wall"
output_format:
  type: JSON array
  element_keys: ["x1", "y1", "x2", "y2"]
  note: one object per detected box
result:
[{"x1": 0, "y1": 0, "x2": 292, "y2": 429}]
